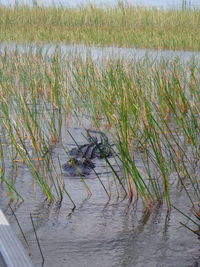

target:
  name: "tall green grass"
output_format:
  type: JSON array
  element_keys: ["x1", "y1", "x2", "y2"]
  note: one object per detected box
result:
[
  {"x1": 0, "y1": 4, "x2": 199, "y2": 50},
  {"x1": 70, "y1": 56, "x2": 200, "y2": 209},
  {"x1": 0, "y1": 49, "x2": 199, "y2": 217}
]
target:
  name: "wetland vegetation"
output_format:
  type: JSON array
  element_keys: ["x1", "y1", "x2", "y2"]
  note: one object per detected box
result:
[
  {"x1": 0, "y1": 49, "x2": 199, "y2": 232},
  {"x1": 0, "y1": 3, "x2": 199, "y2": 265},
  {"x1": 0, "y1": 4, "x2": 200, "y2": 50}
]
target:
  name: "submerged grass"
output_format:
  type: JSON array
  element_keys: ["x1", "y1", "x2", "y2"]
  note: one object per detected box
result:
[
  {"x1": 0, "y1": 4, "x2": 200, "y2": 50},
  {"x1": 0, "y1": 49, "x2": 199, "y2": 214}
]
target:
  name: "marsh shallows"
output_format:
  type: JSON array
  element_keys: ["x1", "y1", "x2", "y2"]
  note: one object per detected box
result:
[{"x1": 0, "y1": 45, "x2": 199, "y2": 267}]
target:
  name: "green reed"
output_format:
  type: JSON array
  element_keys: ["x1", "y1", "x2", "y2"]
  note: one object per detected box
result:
[
  {"x1": 0, "y1": 4, "x2": 200, "y2": 50},
  {"x1": 70, "y1": 55, "x2": 199, "y2": 208},
  {"x1": 0, "y1": 49, "x2": 199, "y2": 212}
]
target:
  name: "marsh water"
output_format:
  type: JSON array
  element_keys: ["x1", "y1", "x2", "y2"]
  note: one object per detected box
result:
[
  {"x1": 1, "y1": 42, "x2": 200, "y2": 62},
  {"x1": 0, "y1": 43, "x2": 200, "y2": 267}
]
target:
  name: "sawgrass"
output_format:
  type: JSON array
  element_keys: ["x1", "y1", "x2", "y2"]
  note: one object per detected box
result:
[
  {"x1": 71, "y1": 56, "x2": 200, "y2": 208},
  {"x1": 0, "y1": 4, "x2": 199, "y2": 50},
  {"x1": 0, "y1": 49, "x2": 199, "y2": 212}
]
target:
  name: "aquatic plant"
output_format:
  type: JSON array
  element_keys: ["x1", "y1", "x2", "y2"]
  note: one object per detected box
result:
[
  {"x1": 0, "y1": 49, "x2": 199, "y2": 214},
  {"x1": 0, "y1": 4, "x2": 199, "y2": 50},
  {"x1": 70, "y1": 55, "x2": 200, "y2": 209}
]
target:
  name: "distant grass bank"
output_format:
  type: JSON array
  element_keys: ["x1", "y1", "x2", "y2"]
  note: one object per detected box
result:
[{"x1": 0, "y1": 5, "x2": 199, "y2": 51}]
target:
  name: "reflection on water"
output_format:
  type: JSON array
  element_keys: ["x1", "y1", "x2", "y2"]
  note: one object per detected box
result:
[
  {"x1": 0, "y1": 42, "x2": 200, "y2": 63},
  {"x1": 0, "y1": 125, "x2": 199, "y2": 267},
  {"x1": 0, "y1": 43, "x2": 199, "y2": 267}
]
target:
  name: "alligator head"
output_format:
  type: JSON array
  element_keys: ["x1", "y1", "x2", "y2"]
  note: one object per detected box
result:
[{"x1": 62, "y1": 130, "x2": 112, "y2": 177}]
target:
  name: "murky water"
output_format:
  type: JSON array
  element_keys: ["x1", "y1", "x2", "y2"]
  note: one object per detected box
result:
[
  {"x1": 0, "y1": 42, "x2": 200, "y2": 63},
  {"x1": 0, "y1": 43, "x2": 199, "y2": 267},
  {"x1": 1, "y1": 123, "x2": 199, "y2": 267}
]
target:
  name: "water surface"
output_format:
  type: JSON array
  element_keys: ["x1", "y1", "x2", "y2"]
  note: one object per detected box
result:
[
  {"x1": 0, "y1": 43, "x2": 199, "y2": 267},
  {"x1": 1, "y1": 42, "x2": 200, "y2": 63},
  {"x1": 1, "y1": 124, "x2": 199, "y2": 267}
]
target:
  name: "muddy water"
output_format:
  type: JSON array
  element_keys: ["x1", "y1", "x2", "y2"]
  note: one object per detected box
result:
[
  {"x1": 0, "y1": 121, "x2": 200, "y2": 267},
  {"x1": 0, "y1": 42, "x2": 200, "y2": 63},
  {"x1": 0, "y1": 44, "x2": 199, "y2": 266}
]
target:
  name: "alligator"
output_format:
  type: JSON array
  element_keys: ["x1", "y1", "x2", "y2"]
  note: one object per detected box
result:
[{"x1": 62, "y1": 130, "x2": 112, "y2": 177}]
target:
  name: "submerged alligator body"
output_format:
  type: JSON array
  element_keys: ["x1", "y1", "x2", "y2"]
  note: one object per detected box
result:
[{"x1": 62, "y1": 130, "x2": 112, "y2": 177}]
